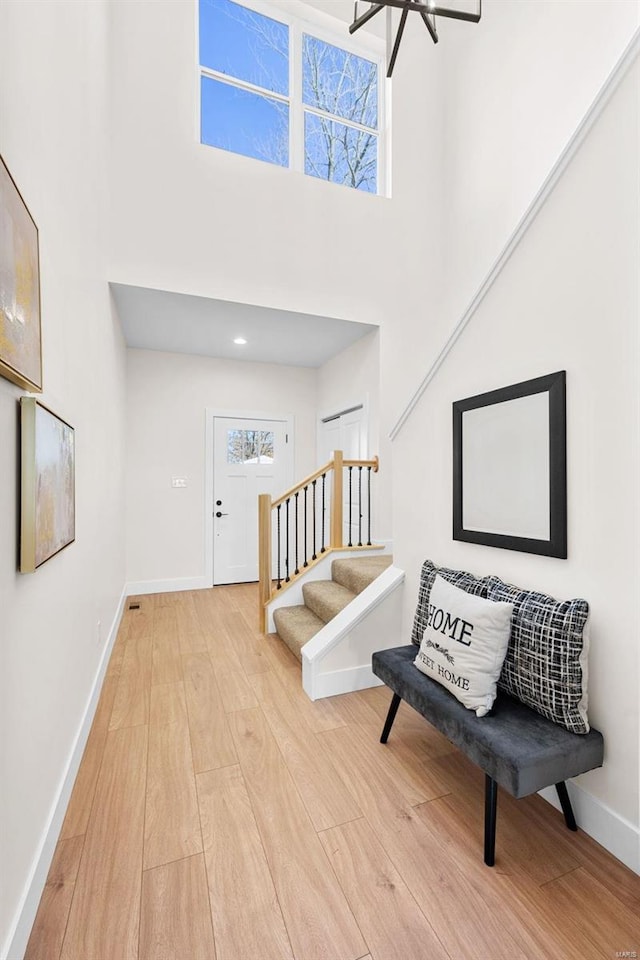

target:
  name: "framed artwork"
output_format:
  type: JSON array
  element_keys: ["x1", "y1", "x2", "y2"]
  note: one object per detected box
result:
[
  {"x1": 453, "y1": 370, "x2": 567, "y2": 558},
  {"x1": 20, "y1": 397, "x2": 75, "y2": 573},
  {"x1": 0, "y1": 154, "x2": 42, "y2": 392}
]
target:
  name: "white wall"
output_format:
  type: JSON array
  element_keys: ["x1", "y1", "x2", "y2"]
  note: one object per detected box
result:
[
  {"x1": 0, "y1": 1, "x2": 127, "y2": 955},
  {"x1": 125, "y1": 348, "x2": 318, "y2": 586},
  {"x1": 381, "y1": 0, "x2": 640, "y2": 432},
  {"x1": 108, "y1": 0, "x2": 443, "y2": 552},
  {"x1": 440, "y1": 0, "x2": 639, "y2": 322},
  {"x1": 392, "y1": 59, "x2": 640, "y2": 862},
  {"x1": 107, "y1": 0, "x2": 442, "y2": 326}
]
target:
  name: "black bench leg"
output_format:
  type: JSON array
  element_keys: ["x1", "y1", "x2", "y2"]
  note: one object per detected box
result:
[
  {"x1": 484, "y1": 775, "x2": 498, "y2": 866},
  {"x1": 555, "y1": 781, "x2": 578, "y2": 831},
  {"x1": 380, "y1": 692, "x2": 402, "y2": 744}
]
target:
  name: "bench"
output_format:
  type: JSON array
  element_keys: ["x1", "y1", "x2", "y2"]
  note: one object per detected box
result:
[{"x1": 372, "y1": 643, "x2": 605, "y2": 866}]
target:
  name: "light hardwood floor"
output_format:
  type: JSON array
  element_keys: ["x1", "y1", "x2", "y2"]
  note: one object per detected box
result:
[{"x1": 25, "y1": 585, "x2": 640, "y2": 960}]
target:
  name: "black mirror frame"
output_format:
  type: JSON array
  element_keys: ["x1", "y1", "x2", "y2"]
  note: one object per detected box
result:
[{"x1": 453, "y1": 370, "x2": 567, "y2": 558}]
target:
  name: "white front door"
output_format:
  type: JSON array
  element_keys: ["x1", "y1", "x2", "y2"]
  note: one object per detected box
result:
[
  {"x1": 318, "y1": 405, "x2": 368, "y2": 547},
  {"x1": 213, "y1": 416, "x2": 291, "y2": 584}
]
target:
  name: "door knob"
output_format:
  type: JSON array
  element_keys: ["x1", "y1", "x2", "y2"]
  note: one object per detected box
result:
[{"x1": 215, "y1": 511, "x2": 229, "y2": 518}]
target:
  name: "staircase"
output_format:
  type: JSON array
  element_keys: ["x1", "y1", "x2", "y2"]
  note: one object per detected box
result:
[{"x1": 274, "y1": 555, "x2": 393, "y2": 661}]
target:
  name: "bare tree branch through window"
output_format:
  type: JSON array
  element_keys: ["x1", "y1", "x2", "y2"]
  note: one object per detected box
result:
[{"x1": 199, "y1": 0, "x2": 380, "y2": 193}]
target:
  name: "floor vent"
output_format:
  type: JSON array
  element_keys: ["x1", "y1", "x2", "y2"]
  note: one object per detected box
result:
[{"x1": 128, "y1": 603, "x2": 141, "y2": 610}]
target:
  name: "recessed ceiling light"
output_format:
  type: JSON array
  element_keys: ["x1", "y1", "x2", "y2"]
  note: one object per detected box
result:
[{"x1": 233, "y1": 336, "x2": 247, "y2": 345}]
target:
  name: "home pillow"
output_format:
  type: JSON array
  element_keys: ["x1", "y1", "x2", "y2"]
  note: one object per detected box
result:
[
  {"x1": 411, "y1": 559, "x2": 491, "y2": 646},
  {"x1": 488, "y1": 578, "x2": 590, "y2": 734},
  {"x1": 414, "y1": 575, "x2": 514, "y2": 717}
]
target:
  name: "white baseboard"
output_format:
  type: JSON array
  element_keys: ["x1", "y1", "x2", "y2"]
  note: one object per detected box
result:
[
  {"x1": 539, "y1": 782, "x2": 640, "y2": 875},
  {"x1": 308, "y1": 664, "x2": 385, "y2": 700},
  {"x1": 3, "y1": 589, "x2": 127, "y2": 960},
  {"x1": 125, "y1": 575, "x2": 210, "y2": 596}
]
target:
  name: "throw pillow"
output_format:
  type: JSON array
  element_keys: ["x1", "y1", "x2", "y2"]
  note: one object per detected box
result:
[
  {"x1": 411, "y1": 558, "x2": 491, "y2": 646},
  {"x1": 414, "y1": 575, "x2": 514, "y2": 717},
  {"x1": 488, "y1": 578, "x2": 590, "y2": 734}
]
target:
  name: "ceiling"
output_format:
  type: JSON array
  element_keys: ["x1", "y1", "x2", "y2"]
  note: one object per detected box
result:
[{"x1": 111, "y1": 283, "x2": 377, "y2": 369}]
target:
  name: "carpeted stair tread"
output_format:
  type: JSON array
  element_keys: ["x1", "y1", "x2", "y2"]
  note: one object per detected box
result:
[
  {"x1": 331, "y1": 555, "x2": 393, "y2": 595},
  {"x1": 273, "y1": 604, "x2": 325, "y2": 660},
  {"x1": 303, "y1": 580, "x2": 357, "y2": 624},
  {"x1": 273, "y1": 555, "x2": 393, "y2": 662}
]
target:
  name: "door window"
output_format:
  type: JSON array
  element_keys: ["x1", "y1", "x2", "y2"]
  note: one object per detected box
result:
[{"x1": 227, "y1": 429, "x2": 275, "y2": 464}]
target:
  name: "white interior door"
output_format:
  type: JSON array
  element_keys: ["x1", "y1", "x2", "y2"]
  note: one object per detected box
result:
[
  {"x1": 318, "y1": 405, "x2": 368, "y2": 547},
  {"x1": 318, "y1": 405, "x2": 367, "y2": 462},
  {"x1": 213, "y1": 416, "x2": 290, "y2": 584}
]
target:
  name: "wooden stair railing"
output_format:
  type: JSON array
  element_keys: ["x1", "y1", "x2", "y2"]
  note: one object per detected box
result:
[{"x1": 258, "y1": 450, "x2": 380, "y2": 631}]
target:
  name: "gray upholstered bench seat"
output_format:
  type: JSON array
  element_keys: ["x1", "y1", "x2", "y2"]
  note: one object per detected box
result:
[{"x1": 372, "y1": 644, "x2": 605, "y2": 865}]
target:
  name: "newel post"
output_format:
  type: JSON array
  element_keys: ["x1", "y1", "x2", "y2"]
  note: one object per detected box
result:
[
  {"x1": 331, "y1": 450, "x2": 344, "y2": 548},
  {"x1": 258, "y1": 493, "x2": 272, "y2": 633}
]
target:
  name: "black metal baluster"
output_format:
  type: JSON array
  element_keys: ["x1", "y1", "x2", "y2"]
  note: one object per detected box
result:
[
  {"x1": 276, "y1": 504, "x2": 282, "y2": 589},
  {"x1": 358, "y1": 466, "x2": 363, "y2": 546},
  {"x1": 312, "y1": 479, "x2": 317, "y2": 560},
  {"x1": 303, "y1": 485, "x2": 308, "y2": 567},
  {"x1": 367, "y1": 465, "x2": 372, "y2": 545},
  {"x1": 285, "y1": 497, "x2": 290, "y2": 582},
  {"x1": 320, "y1": 472, "x2": 326, "y2": 553},
  {"x1": 294, "y1": 491, "x2": 299, "y2": 575},
  {"x1": 348, "y1": 466, "x2": 353, "y2": 547}
]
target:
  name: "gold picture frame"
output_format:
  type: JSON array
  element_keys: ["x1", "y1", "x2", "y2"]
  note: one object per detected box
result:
[
  {"x1": 1, "y1": 154, "x2": 42, "y2": 392},
  {"x1": 20, "y1": 397, "x2": 75, "y2": 573}
]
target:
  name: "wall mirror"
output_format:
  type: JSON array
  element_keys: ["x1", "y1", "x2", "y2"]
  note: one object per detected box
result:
[{"x1": 453, "y1": 370, "x2": 567, "y2": 558}]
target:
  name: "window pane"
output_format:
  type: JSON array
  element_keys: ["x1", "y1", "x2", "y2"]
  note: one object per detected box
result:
[
  {"x1": 305, "y1": 113, "x2": 377, "y2": 193},
  {"x1": 303, "y1": 35, "x2": 377, "y2": 130},
  {"x1": 199, "y1": 0, "x2": 289, "y2": 96},
  {"x1": 227, "y1": 429, "x2": 244, "y2": 463},
  {"x1": 201, "y1": 76, "x2": 289, "y2": 167},
  {"x1": 258, "y1": 431, "x2": 274, "y2": 463},
  {"x1": 228, "y1": 429, "x2": 276, "y2": 464}
]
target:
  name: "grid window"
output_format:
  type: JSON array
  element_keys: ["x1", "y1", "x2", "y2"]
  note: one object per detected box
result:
[
  {"x1": 198, "y1": 0, "x2": 385, "y2": 194},
  {"x1": 227, "y1": 429, "x2": 275, "y2": 464}
]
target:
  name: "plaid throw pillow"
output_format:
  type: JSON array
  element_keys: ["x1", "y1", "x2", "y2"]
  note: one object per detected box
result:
[
  {"x1": 488, "y1": 578, "x2": 590, "y2": 734},
  {"x1": 411, "y1": 559, "x2": 490, "y2": 646}
]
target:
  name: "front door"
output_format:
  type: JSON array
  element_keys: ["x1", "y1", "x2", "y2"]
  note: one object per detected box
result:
[{"x1": 213, "y1": 416, "x2": 290, "y2": 584}]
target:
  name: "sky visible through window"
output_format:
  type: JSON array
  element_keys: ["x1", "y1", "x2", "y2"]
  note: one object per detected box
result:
[{"x1": 199, "y1": 0, "x2": 379, "y2": 192}]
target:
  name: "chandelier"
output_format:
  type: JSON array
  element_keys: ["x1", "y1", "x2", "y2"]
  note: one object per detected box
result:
[{"x1": 350, "y1": 1, "x2": 482, "y2": 76}]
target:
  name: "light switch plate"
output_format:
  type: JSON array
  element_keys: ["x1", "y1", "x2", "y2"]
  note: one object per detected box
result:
[{"x1": 171, "y1": 477, "x2": 187, "y2": 488}]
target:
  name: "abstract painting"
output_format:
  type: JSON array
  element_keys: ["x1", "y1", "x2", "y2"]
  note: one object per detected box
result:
[
  {"x1": 20, "y1": 398, "x2": 75, "y2": 573},
  {"x1": 0, "y1": 154, "x2": 42, "y2": 392}
]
